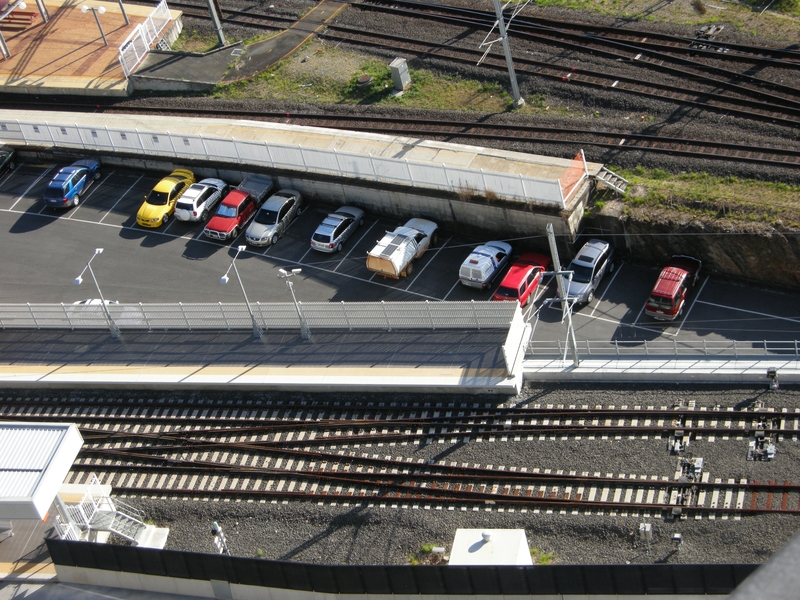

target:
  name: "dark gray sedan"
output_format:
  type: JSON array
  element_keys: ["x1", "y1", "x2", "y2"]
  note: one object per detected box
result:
[
  {"x1": 310, "y1": 206, "x2": 365, "y2": 253},
  {"x1": 0, "y1": 145, "x2": 16, "y2": 177}
]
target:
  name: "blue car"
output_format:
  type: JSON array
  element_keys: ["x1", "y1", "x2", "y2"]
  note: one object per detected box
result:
[{"x1": 44, "y1": 159, "x2": 101, "y2": 208}]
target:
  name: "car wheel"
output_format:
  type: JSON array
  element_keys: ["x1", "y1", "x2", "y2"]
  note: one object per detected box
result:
[
  {"x1": 72, "y1": 194, "x2": 80, "y2": 207},
  {"x1": 162, "y1": 213, "x2": 169, "y2": 226},
  {"x1": 586, "y1": 291, "x2": 594, "y2": 304},
  {"x1": 406, "y1": 262, "x2": 414, "y2": 276},
  {"x1": 608, "y1": 261, "x2": 615, "y2": 274},
  {"x1": 431, "y1": 231, "x2": 439, "y2": 245},
  {"x1": 7, "y1": 161, "x2": 15, "y2": 171},
  {"x1": 335, "y1": 243, "x2": 342, "y2": 253},
  {"x1": 232, "y1": 227, "x2": 239, "y2": 239},
  {"x1": 93, "y1": 171, "x2": 101, "y2": 181},
  {"x1": 200, "y1": 209, "x2": 208, "y2": 221},
  {"x1": 271, "y1": 234, "x2": 279, "y2": 246},
  {"x1": 358, "y1": 217, "x2": 364, "y2": 227}
]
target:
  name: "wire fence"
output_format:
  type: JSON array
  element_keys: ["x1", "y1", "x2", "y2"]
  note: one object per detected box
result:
[
  {"x1": 527, "y1": 339, "x2": 800, "y2": 358},
  {"x1": 0, "y1": 301, "x2": 518, "y2": 332}
]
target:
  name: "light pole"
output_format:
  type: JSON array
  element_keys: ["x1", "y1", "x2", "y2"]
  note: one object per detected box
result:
[
  {"x1": 0, "y1": 2, "x2": 27, "y2": 59},
  {"x1": 74, "y1": 248, "x2": 120, "y2": 339},
  {"x1": 81, "y1": 4, "x2": 107, "y2": 46},
  {"x1": 278, "y1": 268, "x2": 311, "y2": 340},
  {"x1": 220, "y1": 245, "x2": 262, "y2": 338}
]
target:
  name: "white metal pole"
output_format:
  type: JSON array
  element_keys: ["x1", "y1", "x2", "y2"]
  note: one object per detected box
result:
[{"x1": 491, "y1": 0, "x2": 524, "y2": 109}]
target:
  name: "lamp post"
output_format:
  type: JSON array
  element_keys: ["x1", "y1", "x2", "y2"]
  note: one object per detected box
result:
[
  {"x1": 74, "y1": 248, "x2": 120, "y2": 339},
  {"x1": 0, "y1": 2, "x2": 27, "y2": 59},
  {"x1": 220, "y1": 245, "x2": 262, "y2": 338},
  {"x1": 278, "y1": 268, "x2": 310, "y2": 340},
  {"x1": 81, "y1": 4, "x2": 107, "y2": 46}
]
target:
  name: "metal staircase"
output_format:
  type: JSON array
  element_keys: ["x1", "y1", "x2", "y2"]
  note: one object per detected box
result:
[
  {"x1": 593, "y1": 167, "x2": 630, "y2": 195},
  {"x1": 54, "y1": 475, "x2": 166, "y2": 547}
]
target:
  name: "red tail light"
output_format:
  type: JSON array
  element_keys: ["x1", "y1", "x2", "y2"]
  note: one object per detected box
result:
[
  {"x1": 62, "y1": 198, "x2": 68, "y2": 203},
  {"x1": 329, "y1": 243, "x2": 334, "y2": 248}
]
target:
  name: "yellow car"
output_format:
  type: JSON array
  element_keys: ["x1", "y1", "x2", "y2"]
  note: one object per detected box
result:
[{"x1": 136, "y1": 169, "x2": 196, "y2": 228}]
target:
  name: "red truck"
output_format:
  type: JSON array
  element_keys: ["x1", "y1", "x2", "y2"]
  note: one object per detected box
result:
[
  {"x1": 203, "y1": 174, "x2": 273, "y2": 241},
  {"x1": 645, "y1": 255, "x2": 702, "y2": 321}
]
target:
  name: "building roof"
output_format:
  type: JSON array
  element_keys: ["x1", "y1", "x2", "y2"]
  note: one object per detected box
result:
[{"x1": 0, "y1": 422, "x2": 83, "y2": 519}]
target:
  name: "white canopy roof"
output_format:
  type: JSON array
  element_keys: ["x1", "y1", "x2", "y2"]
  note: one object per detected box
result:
[{"x1": 0, "y1": 422, "x2": 83, "y2": 519}]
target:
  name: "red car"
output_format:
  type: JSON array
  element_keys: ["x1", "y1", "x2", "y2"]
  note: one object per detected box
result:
[
  {"x1": 492, "y1": 252, "x2": 551, "y2": 306},
  {"x1": 645, "y1": 255, "x2": 702, "y2": 320},
  {"x1": 203, "y1": 190, "x2": 257, "y2": 241}
]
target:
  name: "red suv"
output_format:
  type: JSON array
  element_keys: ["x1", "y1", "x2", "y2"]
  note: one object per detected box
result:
[
  {"x1": 492, "y1": 253, "x2": 551, "y2": 306},
  {"x1": 203, "y1": 190, "x2": 257, "y2": 241},
  {"x1": 645, "y1": 255, "x2": 702, "y2": 320}
]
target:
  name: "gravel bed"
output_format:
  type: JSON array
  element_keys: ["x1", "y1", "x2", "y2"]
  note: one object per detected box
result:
[
  {"x1": 112, "y1": 0, "x2": 800, "y2": 185},
  {"x1": 127, "y1": 383, "x2": 800, "y2": 566}
]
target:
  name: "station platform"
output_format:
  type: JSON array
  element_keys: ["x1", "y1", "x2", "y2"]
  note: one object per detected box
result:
[
  {"x1": 0, "y1": 328, "x2": 520, "y2": 393},
  {"x1": 0, "y1": 0, "x2": 173, "y2": 96},
  {"x1": 0, "y1": 516, "x2": 56, "y2": 582}
]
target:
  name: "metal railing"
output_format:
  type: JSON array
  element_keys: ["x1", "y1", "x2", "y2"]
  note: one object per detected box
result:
[
  {"x1": 527, "y1": 339, "x2": 800, "y2": 358},
  {"x1": 0, "y1": 301, "x2": 517, "y2": 332},
  {"x1": 118, "y1": 0, "x2": 172, "y2": 77},
  {"x1": 0, "y1": 117, "x2": 567, "y2": 208}
]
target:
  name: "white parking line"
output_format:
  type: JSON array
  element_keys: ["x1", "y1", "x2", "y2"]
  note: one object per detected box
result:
[
  {"x1": 10, "y1": 167, "x2": 54, "y2": 211},
  {"x1": 334, "y1": 220, "x2": 377, "y2": 273},
  {"x1": 404, "y1": 237, "x2": 452, "y2": 291},
  {"x1": 442, "y1": 279, "x2": 461, "y2": 300},
  {"x1": 590, "y1": 262, "x2": 624, "y2": 317},
  {"x1": 64, "y1": 170, "x2": 112, "y2": 220},
  {"x1": 99, "y1": 175, "x2": 144, "y2": 224},
  {"x1": 674, "y1": 275, "x2": 709, "y2": 334},
  {"x1": 695, "y1": 299, "x2": 800, "y2": 325}
]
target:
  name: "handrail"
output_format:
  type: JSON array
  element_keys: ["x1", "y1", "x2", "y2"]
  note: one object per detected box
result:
[{"x1": 527, "y1": 339, "x2": 800, "y2": 358}]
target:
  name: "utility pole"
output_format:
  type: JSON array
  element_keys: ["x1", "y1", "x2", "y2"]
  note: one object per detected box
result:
[
  {"x1": 479, "y1": 0, "x2": 529, "y2": 109},
  {"x1": 546, "y1": 224, "x2": 580, "y2": 366},
  {"x1": 206, "y1": 0, "x2": 226, "y2": 47}
]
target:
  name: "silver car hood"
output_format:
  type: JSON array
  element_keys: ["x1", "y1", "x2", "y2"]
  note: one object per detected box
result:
[
  {"x1": 566, "y1": 280, "x2": 591, "y2": 299},
  {"x1": 247, "y1": 222, "x2": 276, "y2": 239}
]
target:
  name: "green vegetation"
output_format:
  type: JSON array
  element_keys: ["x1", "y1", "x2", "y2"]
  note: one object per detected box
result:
[
  {"x1": 530, "y1": 548, "x2": 557, "y2": 565},
  {"x1": 620, "y1": 168, "x2": 800, "y2": 227},
  {"x1": 172, "y1": 30, "x2": 219, "y2": 53}
]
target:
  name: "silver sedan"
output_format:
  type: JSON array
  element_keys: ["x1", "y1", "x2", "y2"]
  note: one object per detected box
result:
[{"x1": 310, "y1": 206, "x2": 365, "y2": 253}]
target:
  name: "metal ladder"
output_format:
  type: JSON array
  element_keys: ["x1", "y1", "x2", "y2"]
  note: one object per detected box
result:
[{"x1": 593, "y1": 167, "x2": 630, "y2": 195}]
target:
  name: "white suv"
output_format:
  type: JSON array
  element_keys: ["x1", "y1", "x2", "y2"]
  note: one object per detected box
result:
[{"x1": 174, "y1": 178, "x2": 229, "y2": 222}]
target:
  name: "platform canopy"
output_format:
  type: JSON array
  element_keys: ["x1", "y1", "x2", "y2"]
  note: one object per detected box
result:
[{"x1": 0, "y1": 422, "x2": 82, "y2": 519}]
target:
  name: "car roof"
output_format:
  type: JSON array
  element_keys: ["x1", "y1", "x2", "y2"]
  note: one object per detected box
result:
[
  {"x1": 651, "y1": 266, "x2": 689, "y2": 297},
  {"x1": 501, "y1": 260, "x2": 541, "y2": 286},
  {"x1": 572, "y1": 239, "x2": 609, "y2": 266},
  {"x1": 221, "y1": 189, "x2": 249, "y2": 207},
  {"x1": 262, "y1": 194, "x2": 291, "y2": 210}
]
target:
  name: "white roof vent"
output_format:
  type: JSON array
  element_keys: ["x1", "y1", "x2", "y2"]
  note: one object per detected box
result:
[{"x1": 482, "y1": 531, "x2": 493, "y2": 543}]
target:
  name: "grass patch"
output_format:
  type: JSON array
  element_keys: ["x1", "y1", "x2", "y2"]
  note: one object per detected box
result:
[
  {"x1": 172, "y1": 30, "x2": 220, "y2": 53},
  {"x1": 530, "y1": 548, "x2": 557, "y2": 565},
  {"x1": 620, "y1": 168, "x2": 800, "y2": 227}
]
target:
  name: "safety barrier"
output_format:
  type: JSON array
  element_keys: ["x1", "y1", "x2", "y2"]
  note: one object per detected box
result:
[
  {"x1": 46, "y1": 538, "x2": 755, "y2": 597},
  {"x1": 0, "y1": 301, "x2": 518, "y2": 332},
  {"x1": 527, "y1": 339, "x2": 800, "y2": 358},
  {"x1": 118, "y1": 0, "x2": 172, "y2": 77},
  {"x1": 0, "y1": 118, "x2": 568, "y2": 208}
]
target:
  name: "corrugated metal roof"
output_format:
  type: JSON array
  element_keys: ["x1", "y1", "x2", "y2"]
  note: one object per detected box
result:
[
  {"x1": 0, "y1": 470, "x2": 42, "y2": 500},
  {"x1": 0, "y1": 423, "x2": 66, "y2": 470}
]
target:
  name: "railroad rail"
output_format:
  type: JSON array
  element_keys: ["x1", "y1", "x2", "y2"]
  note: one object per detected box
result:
[
  {"x1": 156, "y1": 0, "x2": 800, "y2": 126},
  {"x1": 4, "y1": 395, "x2": 798, "y2": 517},
  {"x1": 2, "y1": 99, "x2": 797, "y2": 168}
]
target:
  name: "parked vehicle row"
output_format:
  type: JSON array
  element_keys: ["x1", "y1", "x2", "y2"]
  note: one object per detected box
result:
[{"x1": 30, "y1": 160, "x2": 704, "y2": 315}]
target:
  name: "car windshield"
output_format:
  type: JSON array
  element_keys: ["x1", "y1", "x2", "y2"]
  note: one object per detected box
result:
[
  {"x1": 255, "y1": 208, "x2": 279, "y2": 225},
  {"x1": 216, "y1": 205, "x2": 237, "y2": 218},
  {"x1": 495, "y1": 286, "x2": 519, "y2": 299},
  {"x1": 568, "y1": 262, "x2": 594, "y2": 283},
  {"x1": 45, "y1": 186, "x2": 64, "y2": 200},
  {"x1": 146, "y1": 191, "x2": 169, "y2": 206}
]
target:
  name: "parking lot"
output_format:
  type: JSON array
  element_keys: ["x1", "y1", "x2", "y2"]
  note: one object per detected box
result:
[{"x1": 2, "y1": 159, "x2": 800, "y2": 346}]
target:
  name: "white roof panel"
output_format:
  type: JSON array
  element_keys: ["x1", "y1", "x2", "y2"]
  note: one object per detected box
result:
[{"x1": 0, "y1": 422, "x2": 83, "y2": 519}]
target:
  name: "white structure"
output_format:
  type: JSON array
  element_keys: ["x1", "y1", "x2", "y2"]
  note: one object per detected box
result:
[
  {"x1": 449, "y1": 529, "x2": 533, "y2": 566},
  {"x1": 0, "y1": 421, "x2": 167, "y2": 548},
  {"x1": 0, "y1": 422, "x2": 82, "y2": 520}
]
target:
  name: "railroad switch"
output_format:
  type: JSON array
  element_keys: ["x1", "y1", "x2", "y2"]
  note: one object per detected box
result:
[
  {"x1": 677, "y1": 456, "x2": 703, "y2": 481},
  {"x1": 669, "y1": 429, "x2": 689, "y2": 454},
  {"x1": 747, "y1": 431, "x2": 777, "y2": 461}
]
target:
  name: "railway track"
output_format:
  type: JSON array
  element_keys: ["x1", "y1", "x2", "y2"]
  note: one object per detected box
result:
[
  {"x1": 5, "y1": 395, "x2": 799, "y2": 517},
  {"x1": 5, "y1": 99, "x2": 799, "y2": 168},
  {"x1": 159, "y1": 0, "x2": 800, "y2": 127}
]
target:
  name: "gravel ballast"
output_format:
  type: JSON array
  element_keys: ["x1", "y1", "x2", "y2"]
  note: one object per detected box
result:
[{"x1": 129, "y1": 383, "x2": 800, "y2": 566}]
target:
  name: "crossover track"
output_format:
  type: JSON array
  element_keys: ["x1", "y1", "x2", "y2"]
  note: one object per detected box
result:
[
  {"x1": 4, "y1": 395, "x2": 799, "y2": 517},
  {"x1": 5, "y1": 99, "x2": 799, "y2": 168}
]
